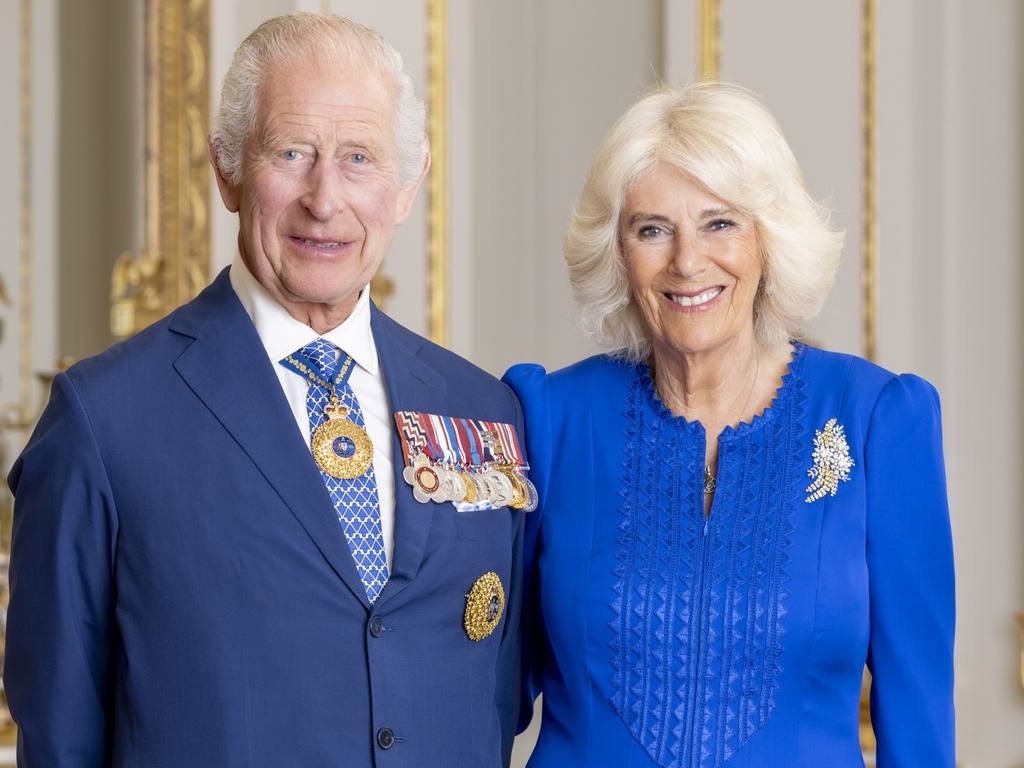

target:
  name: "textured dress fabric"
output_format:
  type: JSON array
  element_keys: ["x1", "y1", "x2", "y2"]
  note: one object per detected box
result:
[{"x1": 503, "y1": 343, "x2": 954, "y2": 768}]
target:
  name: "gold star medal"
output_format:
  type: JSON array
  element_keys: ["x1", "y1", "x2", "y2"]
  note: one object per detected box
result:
[{"x1": 311, "y1": 395, "x2": 374, "y2": 479}]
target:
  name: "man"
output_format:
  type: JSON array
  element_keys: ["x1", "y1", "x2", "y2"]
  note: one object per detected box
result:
[{"x1": 5, "y1": 13, "x2": 525, "y2": 767}]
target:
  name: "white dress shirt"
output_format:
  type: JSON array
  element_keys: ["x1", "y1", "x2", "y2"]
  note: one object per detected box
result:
[{"x1": 229, "y1": 256, "x2": 395, "y2": 569}]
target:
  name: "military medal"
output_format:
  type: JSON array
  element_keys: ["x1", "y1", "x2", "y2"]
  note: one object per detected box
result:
[
  {"x1": 458, "y1": 471, "x2": 479, "y2": 503},
  {"x1": 403, "y1": 453, "x2": 440, "y2": 502},
  {"x1": 282, "y1": 352, "x2": 373, "y2": 480},
  {"x1": 311, "y1": 396, "x2": 374, "y2": 479},
  {"x1": 481, "y1": 468, "x2": 516, "y2": 507},
  {"x1": 464, "y1": 571, "x2": 506, "y2": 641},
  {"x1": 496, "y1": 465, "x2": 529, "y2": 509}
]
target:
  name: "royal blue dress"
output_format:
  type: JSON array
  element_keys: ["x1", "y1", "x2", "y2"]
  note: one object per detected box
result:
[{"x1": 503, "y1": 344, "x2": 954, "y2": 768}]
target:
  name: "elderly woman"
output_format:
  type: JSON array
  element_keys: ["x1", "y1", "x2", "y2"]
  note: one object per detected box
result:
[{"x1": 504, "y1": 82, "x2": 954, "y2": 767}]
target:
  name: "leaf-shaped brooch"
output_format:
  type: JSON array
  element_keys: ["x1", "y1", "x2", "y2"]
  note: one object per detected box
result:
[{"x1": 805, "y1": 418, "x2": 855, "y2": 503}]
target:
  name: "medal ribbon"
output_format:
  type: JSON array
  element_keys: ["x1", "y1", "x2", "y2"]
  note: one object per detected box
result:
[
  {"x1": 431, "y1": 414, "x2": 462, "y2": 466},
  {"x1": 392, "y1": 411, "x2": 525, "y2": 469},
  {"x1": 394, "y1": 411, "x2": 429, "y2": 465}
]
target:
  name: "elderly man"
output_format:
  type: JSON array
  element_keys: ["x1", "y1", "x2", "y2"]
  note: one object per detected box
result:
[{"x1": 5, "y1": 13, "x2": 525, "y2": 767}]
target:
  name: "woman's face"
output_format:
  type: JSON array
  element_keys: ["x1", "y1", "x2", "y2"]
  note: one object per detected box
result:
[{"x1": 620, "y1": 163, "x2": 762, "y2": 361}]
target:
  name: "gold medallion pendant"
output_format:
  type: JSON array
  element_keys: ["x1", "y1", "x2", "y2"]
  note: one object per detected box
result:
[
  {"x1": 312, "y1": 400, "x2": 373, "y2": 479},
  {"x1": 464, "y1": 571, "x2": 506, "y2": 641}
]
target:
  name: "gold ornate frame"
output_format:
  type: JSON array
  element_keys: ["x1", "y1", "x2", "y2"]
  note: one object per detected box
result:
[
  {"x1": 861, "y1": 0, "x2": 878, "y2": 363},
  {"x1": 16, "y1": 0, "x2": 33, "y2": 426},
  {"x1": 110, "y1": 0, "x2": 210, "y2": 338},
  {"x1": 697, "y1": 0, "x2": 720, "y2": 79},
  {"x1": 425, "y1": 0, "x2": 449, "y2": 345}
]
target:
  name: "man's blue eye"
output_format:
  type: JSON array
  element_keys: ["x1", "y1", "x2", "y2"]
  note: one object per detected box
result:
[
  {"x1": 350, "y1": 153, "x2": 367, "y2": 164},
  {"x1": 282, "y1": 150, "x2": 301, "y2": 161}
]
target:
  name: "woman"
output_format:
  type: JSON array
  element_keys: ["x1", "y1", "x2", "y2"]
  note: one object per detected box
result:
[{"x1": 504, "y1": 82, "x2": 954, "y2": 767}]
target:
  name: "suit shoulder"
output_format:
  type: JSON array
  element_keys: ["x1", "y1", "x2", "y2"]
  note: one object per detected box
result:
[{"x1": 63, "y1": 312, "x2": 187, "y2": 392}]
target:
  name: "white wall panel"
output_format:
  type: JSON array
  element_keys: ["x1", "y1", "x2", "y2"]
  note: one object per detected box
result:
[{"x1": 464, "y1": 0, "x2": 662, "y2": 376}]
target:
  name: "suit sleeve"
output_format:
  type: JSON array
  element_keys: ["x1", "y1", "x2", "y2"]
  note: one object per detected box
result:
[
  {"x1": 501, "y1": 364, "x2": 551, "y2": 736},
  {"x1": 864, "y1": 374, "x2": 955, "y2": 767},
  {"x1": 5, "y1": 372, "x2": 119, "y2": 767}
]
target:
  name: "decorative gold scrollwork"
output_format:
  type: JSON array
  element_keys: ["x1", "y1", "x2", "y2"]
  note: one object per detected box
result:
[{"x1": 111, "y1": 0, "x2": 210, "y2": 338}]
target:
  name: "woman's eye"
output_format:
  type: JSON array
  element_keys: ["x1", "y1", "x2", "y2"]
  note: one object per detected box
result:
[
  {"x1": 637, "y1": 225, "x2": 665, "y2": 239},
  {"x1": 708, "y1": 218, "x2": 736, "y2": 232}
]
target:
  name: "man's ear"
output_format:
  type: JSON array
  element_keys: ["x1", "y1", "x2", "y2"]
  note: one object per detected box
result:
[
  {"x1": 209, "y1": 139, "x2": 240, "y2": 213},
  {"x1": 394, "y1": 151, "x2": 431, "y2": 225}
]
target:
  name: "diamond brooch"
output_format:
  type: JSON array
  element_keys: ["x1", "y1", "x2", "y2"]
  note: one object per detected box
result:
[{"x1": 805, "y1": 418, "x2": 855, "y2": 503}]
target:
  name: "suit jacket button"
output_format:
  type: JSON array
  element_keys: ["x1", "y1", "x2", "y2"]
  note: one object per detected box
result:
[
  {"x1": 377, "y1": 727, "x2": 396, "y2": 749},
  {"x1": 369, "y1": 616, "x2": 384, "y2": 637}
]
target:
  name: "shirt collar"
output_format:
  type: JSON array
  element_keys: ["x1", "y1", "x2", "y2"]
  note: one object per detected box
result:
[{"x1": 229, "y1": 255, "x2": 379, "y2": 376}]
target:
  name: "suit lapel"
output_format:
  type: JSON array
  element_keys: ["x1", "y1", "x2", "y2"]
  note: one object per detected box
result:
[
  {"x1": 370, "y1": 306, "x2": 448, "y2": 604},
  {"x1": 169, "y1": 272, "x2": 372, "y2": 608}
]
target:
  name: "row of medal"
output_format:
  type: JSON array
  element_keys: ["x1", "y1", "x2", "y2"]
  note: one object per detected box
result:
[
  {"x1": 402, "y1": 452, "x2": 538, "y2": 511},
  {"x1": 394, "y1": 410, "x2": 537, "y2": 512}
]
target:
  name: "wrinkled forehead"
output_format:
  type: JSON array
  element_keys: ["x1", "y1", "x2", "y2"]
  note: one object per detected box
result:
[{"x1": 255, "y1": 48, "x2": 398, "y2": 121}]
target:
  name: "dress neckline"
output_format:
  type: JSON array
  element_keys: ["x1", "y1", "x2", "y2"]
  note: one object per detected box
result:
[{"x1": 637, "y1": 341, "x2": 807, "y2": 440}]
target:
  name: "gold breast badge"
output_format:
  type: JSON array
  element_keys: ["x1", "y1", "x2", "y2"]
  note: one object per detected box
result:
[{"x1": 464, "y1": 571, "x2": 506, "y2": 641}]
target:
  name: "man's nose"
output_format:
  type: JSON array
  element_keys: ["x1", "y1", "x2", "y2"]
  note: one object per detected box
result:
[{"x1": 301, "y1": 161, "x2": 345, "y2": 220}]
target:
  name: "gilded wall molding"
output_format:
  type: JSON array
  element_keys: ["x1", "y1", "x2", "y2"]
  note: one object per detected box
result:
[
  {"x1": 425, "y1": 0, "x2": 449, "y2": 346},
  {"x1": 861, "y1": 0, "x2": 878, "y2": 363},
  {"x1": 698, "y1": 0, "x2": 720, "y2": 80},
  {"x1": 111, "y1": 0, "x2": 210, "y2": 338},
  {"x1": 17, "y1": 0, "x2": 33, "y2": 428}
]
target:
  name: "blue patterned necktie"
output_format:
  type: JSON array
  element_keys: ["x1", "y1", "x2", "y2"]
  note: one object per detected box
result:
[{"x1": 286, "y1": 338, "x2": 388, "y2": 603}]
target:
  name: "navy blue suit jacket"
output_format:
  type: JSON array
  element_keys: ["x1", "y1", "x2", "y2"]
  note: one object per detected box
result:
[{"x1": 5, "y1": 270, "x2": 524, "y2": 767}]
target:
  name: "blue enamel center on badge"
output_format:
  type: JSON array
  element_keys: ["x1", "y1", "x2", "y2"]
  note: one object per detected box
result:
[
  {"x1": 333, "y1": 436, "x2": 356, "y2": 458},
  {"x1": 486, "y1": 594, "x2": 501, "y2": 622}
]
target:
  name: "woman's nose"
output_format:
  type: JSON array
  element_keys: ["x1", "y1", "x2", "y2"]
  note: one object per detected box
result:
[{"x1": 669, "y1": 234, "x2": 709, "y2": 278}]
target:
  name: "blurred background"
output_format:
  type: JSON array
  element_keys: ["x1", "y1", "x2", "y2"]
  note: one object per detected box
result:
[{"x1": 0, "y1": 1, "x2": 1020, "y2": 765}]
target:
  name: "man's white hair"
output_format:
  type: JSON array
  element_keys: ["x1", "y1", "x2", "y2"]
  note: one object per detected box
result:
[{"x1": 209, "y1": 12, "x2": 427, "y2": 188}]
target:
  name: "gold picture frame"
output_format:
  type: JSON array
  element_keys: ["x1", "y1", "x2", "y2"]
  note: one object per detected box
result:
[{"x1": 111, "y1": 0, "x2": 210, "y2": 338}]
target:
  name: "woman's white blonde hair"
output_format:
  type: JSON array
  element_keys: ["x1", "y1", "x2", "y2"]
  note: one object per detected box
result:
[
  {"x1": 209, "y1": 12, "x2": 427, "y2": 189},
  {"x1": 565, "y1": 81, "x2": 844, "y2": 360}
]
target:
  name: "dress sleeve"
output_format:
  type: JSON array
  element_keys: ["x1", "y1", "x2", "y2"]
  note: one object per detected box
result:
[
  {"x1": 5, "y1": 373, "x2": 119, "y2": 767},
  {"x1": 501, "y1": 363, "x2": 551, "y2": 734},
  {"x1": 864, "y1": 374, "x2": 955, "y2": 767}
]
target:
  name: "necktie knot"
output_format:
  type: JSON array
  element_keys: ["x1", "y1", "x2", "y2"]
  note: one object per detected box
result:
[{"x1": 300, "y1": 338, "x2": 340, "y2": 381}]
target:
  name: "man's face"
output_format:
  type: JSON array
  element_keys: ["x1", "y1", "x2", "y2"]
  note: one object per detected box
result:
[{"x1": 214, "y1": 55, "x2": 424, "y2": 331}]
